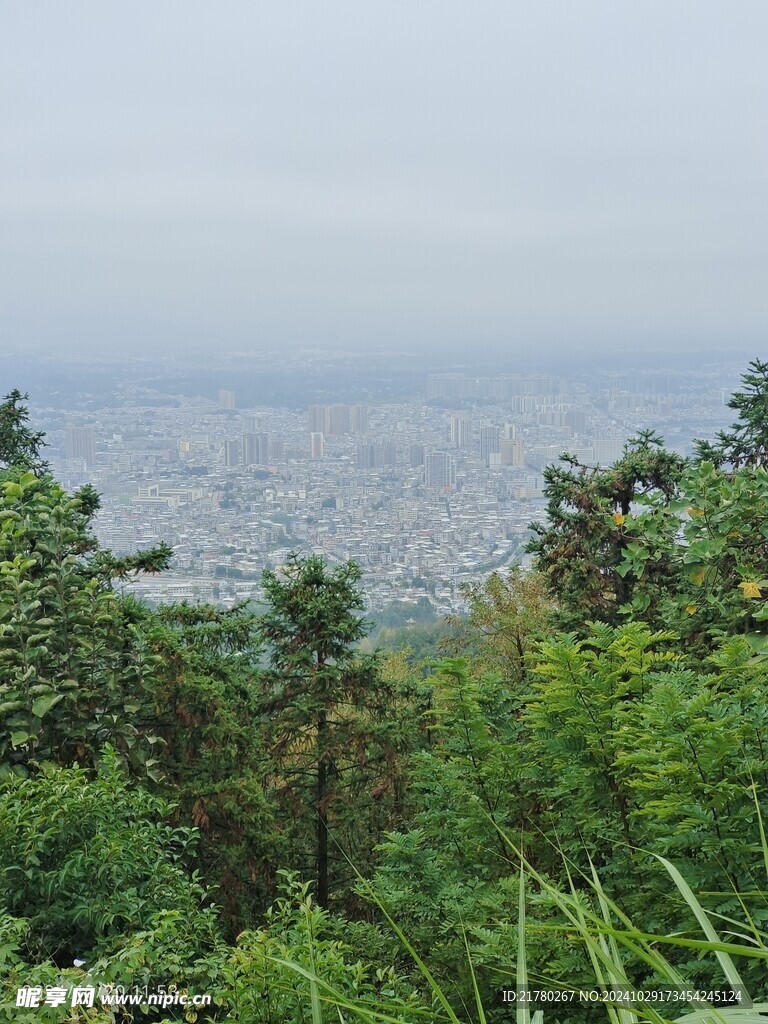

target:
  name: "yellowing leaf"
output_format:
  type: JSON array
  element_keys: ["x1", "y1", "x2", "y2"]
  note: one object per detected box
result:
[
  {"x1": 613, "y1": 513, "x2": 625, "y2": 526},
  {"x1": 739, "y1": 581, "x2": 763, "y2": 599},
  {"x1": 687, "y1": 508, "x2": 705, "y2": 517},
  {"x1": 690, "y1": 568, "x2": 705, "y2": 586},
  {"x1": 685, "y1": 605, "x2": 698, "y2": 615}
]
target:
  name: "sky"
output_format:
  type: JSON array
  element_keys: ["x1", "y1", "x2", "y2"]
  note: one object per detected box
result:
[{"x1": 2, "y1": 2, "x2": 767, "y2": 361}]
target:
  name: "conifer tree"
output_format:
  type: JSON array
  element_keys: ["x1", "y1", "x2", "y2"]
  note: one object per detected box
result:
[
  {"x1": 527, "y1": 431, "x2": 685, "y2": 629},
  {"x1": 258, "y1": 554, "x2": 393, "y2": 908},
  {"x1": 0, "y1": 390, "x2": 47, "y2": 472},
  {"x1": 694, "y1": 358, "x2": 768, "y2": 468}
]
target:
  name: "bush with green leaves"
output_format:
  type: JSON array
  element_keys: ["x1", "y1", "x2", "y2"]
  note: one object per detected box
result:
[
  {"x1": 0, "y1": 471, "x2": 168, "y2": 775},
  {"x1": 527, "y1": 430, "x2": 685, "y2": 631},
  {"x1": 144, "y1": 601, "x2": 281, "y2": 935},
  {"x1": 444, "y1": 567, "x2": 552, "y2": 684},
  {"x1": 0, "y1": 749, "x2": 220, "y2": 970},
  {"x1": 367, "y1": 659, "x2": 550, "y2": 1016},
  {"x1": 618, "y1": 459, "x2": 768, "y2": 648},
  {"x1": 369, "y1": 626, "x2": 768, "y2": 1009},
  {"x1": 525, "y1": 626, "x2": 768, "y2": 946},
  {"x1": 213, "y1": 875, "x2": 429, "y2": 1024}
]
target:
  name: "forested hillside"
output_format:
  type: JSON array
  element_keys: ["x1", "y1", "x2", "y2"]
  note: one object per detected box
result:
[{"x1": 4, "y1": 365, "x2": 768, "y2": 1022}]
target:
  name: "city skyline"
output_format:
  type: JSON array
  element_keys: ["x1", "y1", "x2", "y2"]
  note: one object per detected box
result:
[{"x1": 19, "y1": 349, "x2": 742, "y2": 616}]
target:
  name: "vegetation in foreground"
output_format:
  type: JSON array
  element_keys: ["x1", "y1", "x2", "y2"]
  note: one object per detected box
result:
[{"x1": 3, "y1": 363, "x2": 768, "y2": 1021}]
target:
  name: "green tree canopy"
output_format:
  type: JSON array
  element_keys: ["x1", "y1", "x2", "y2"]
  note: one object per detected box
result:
[
  {"x1": 527, "y1": 430, "x2": 685, "y2": 630},
  {"x1": 0, "y1": 390, "x2": 47, "y2": 473},
  {"x1": 258, "y1": 554, "x2": 414, "y2": 909},
  {"x1": 695, "y1": 358, "x2": 768, "y2": 468},
  {"x1": 0, "y1": 471, "x2": 171, "y2": 773}
]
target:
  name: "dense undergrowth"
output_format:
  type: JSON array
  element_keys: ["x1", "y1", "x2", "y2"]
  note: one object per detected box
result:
[{"x1": 4, "y1": 365, "x2": 768, "y2": 1021}]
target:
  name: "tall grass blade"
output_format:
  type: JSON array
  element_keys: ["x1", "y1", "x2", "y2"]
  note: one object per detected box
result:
[
  {"x1": 654, "y1": 855, "x2": 746, "y2": 992},
  {"x1": 749, "y1": 780, "x2": 768, "y2": 882},
  {"x1": 267, "y1": 956, "x2": 435, "y2": 1024},
  {"x1": 460, "y1": 914, "x2": 487, "y2": 1024},
  {"x1": 305, "y1": 900, "x2": 324, "y2": 1024},
  {"x1": 517, "y1": 865, "x2": 529, "y2": 1024},
  {"x1": 672, "y1": 1004, "x2": 768, "y2": 1024},
  {"x1": 588, "y1": 857, "x2": 638, "y2": 1024},
  {"x1": 561, "y1": 856, "x2": 624, "y2": 1024},
  {"x1": 492, "y1": 822, "x2": 688, "y2": 992}
]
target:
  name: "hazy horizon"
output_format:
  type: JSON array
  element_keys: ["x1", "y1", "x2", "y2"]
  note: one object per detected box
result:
[{"x1": 3, "y1": 3, "x2": 767, "y2": 358}]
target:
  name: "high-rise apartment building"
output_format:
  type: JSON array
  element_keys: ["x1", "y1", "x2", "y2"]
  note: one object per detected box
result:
[
  {"x1": 449, "y1": 414, "x2": 472, "y2": 448},
  {"x1": 307, "y1": 404, "x2": 358, "y2": 435},
  {"x1": 500, "y1": 438, "x2": 525, "y2": 466},
  {"x1": 350, "y1": 404, "x2": 368, "y2": 433},
  {"x1": 479, "y1": 426, "x2": 500, "y2": 463},
  {"x1": 218, "y1": 389, "x2": 236, "y2": 410},
  {"x1": 357, "y1": 443, "x2": 376, "y2": 470},
  {"x1": 269, "y1": 439, "x2": 284, "y2": 461},
  {"x1": 409, "y1": 444, "x2": 425, "y2": 467},
  {"x1": 224, "y1": 439, "x2": 240, "y2": 467},
  {"x1": 328, "y1": 404, "x2": 351, "y2": 436},
  {"x1": 242, "y1": 433, "x2": 257, "y2": 466},
  {"x1": 565, "y1": 409, "x2": 587, "y2": 434},
  {"x1": 64, "y1": 426, "x2": 96, "y2": 465},
  {"x1": 256, "y1": 432, "x2": 270, "y2": 464},
  {"x1": 242, "y1": 432, "x2": 271, "y2": 466},
  {"x1": 426, "y1": 375, "x2": 479, "y2": 401},
  {"x1": 593, "y1": 439, "x2": 624, "y2": 466},
  {"x1": 307, "y1": 406, "x2": 327, "y2": 433},
  {"x1": 379, "y1": 442, "x2": 397, "y2": 466},
  {"x1": 310, "y1": 432, "x2": 325, "y2": 459},
  {"x1": 425, "y1": 452, "x2": 456, "y2": 488}
]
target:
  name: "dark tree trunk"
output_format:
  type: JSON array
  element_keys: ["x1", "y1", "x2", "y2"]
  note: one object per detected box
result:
[{"x1": 316, "y1": 706, "x2": 328, "y2": 908}]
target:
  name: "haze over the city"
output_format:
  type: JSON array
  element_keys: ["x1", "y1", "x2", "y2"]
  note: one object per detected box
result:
[{"x1": 3, "y1": 2, "x2": 767, "y2": 360}]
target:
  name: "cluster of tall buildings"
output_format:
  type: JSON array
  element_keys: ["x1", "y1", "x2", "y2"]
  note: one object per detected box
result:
[
  {"x1": 303, "y1": 404, "x2": 370, "y2": 462},
  {"x1": 222, "y1": 408, "x2": 530, "y2": 482},
  {"x1": 356, "y1": 442, "x2": 397, "y2": 469},
  {"x1": 307, "y1": 404, "x2": 368, "y2": 435},
  {"x1": 448, "y1": 416, "x2": 524, "y2": 467},
  {"x1": 224, "y1": 432, "x2": 274, "y2": 467}
]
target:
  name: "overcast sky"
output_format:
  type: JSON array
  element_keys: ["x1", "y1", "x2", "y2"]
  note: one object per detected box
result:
[{"x1": 2, "y1": 2, "x2": 766, "y2": 359}]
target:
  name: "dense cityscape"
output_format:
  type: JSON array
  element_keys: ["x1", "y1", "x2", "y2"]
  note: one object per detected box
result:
[{"x1": 18, "y1": 349, "x2": 742, "y2": 616}]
